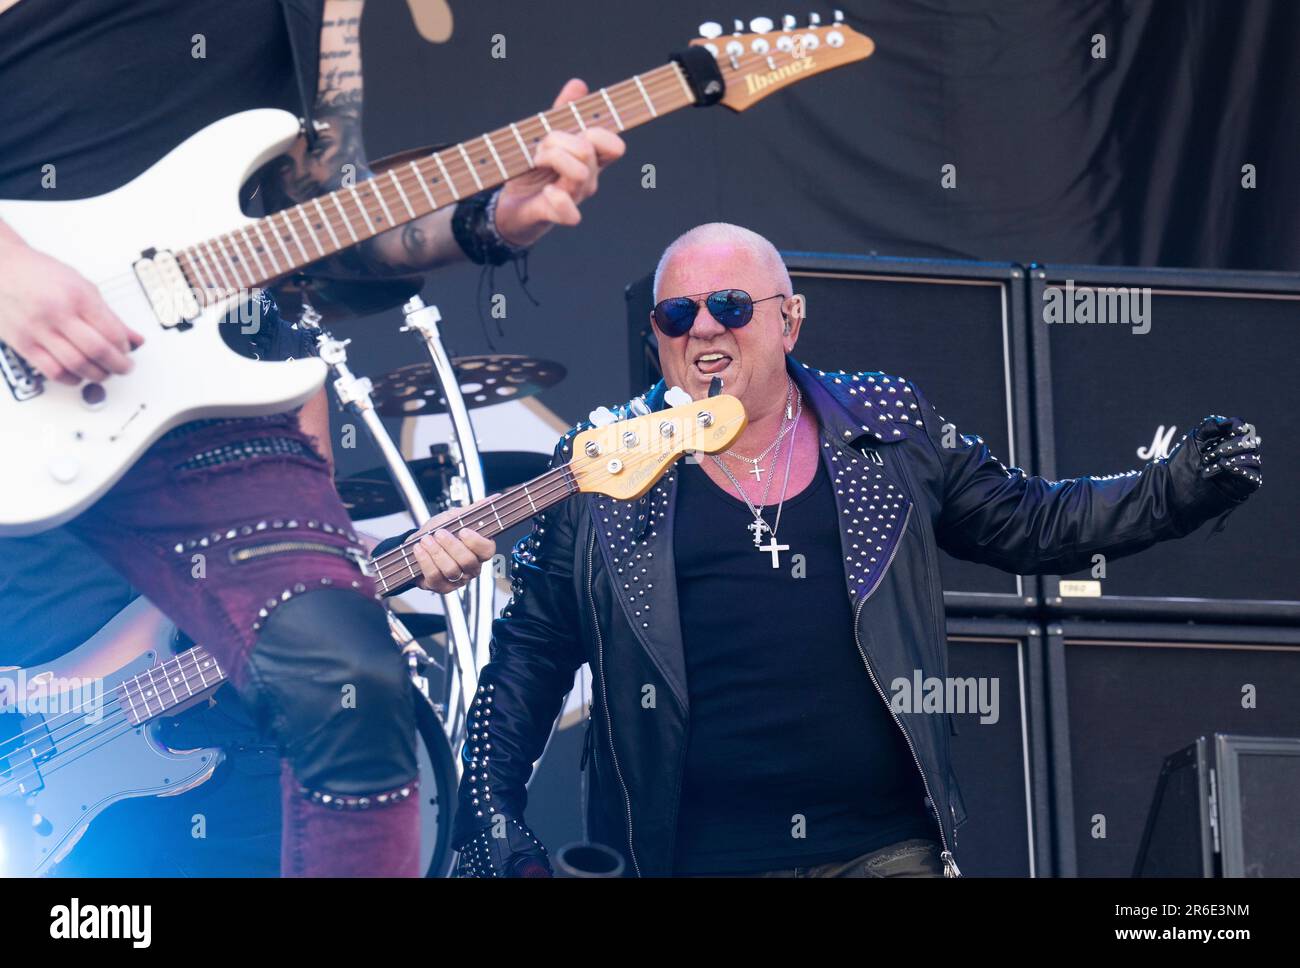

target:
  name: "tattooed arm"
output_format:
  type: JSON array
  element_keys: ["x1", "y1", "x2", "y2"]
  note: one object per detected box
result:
[{"x1": 259, "y1": 0, "x2": 625, "y2": 275}]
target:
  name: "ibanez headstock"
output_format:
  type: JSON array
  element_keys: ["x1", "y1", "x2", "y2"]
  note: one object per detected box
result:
[{"x1": 691, "y1": 11, "x2": 875, "y2": 112}]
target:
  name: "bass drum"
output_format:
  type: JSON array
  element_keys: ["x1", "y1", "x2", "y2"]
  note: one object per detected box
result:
[{"x1": 413, "y1": 683, "x2": 457, "y2": 877}]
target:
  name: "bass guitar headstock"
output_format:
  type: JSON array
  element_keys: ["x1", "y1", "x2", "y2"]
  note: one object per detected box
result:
[{"x1": 570, "y1": 394, "x2": 747, "y2": 500}]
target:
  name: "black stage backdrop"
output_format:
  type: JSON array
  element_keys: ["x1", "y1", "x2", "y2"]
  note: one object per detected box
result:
[{"x1": 324, "y1": 0, "x2": 1298, "y2": 469}]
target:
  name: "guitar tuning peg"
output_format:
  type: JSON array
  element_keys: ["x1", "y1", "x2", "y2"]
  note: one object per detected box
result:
[
  {"x1": 782, "y1": 14, "x2": 797, "y2": 31},
  {"x1": 733, "y1": 18, "x2": 744, "y2": 33},
  {"x1": 698, "y1": 21, "x2": 723, "y2": 39},
  {"x1": 664, "y1": 386, "x2": 692, "y2": 407},
  {"x1": 588, "y1": 405, "x2": 618, "y2": 427},
  {"x1": 833, "y1": 9, "x2": 845, "y2": 24},
  {"x1": 749, "y1": 16, "x2": 774, "y2": 32},
  {"x1": 628, "y1": 395, "x2": 652, "y2": 417},
  {"x1": 809, "y1": 12, "x2": 821, "y2": 26}
]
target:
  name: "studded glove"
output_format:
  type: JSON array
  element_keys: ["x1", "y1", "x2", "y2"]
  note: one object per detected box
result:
[
  {"x1": 455, "y1": 817, "x2": 552, "y2": 877},
  {"x1": 1186, "y1": 415, "x2": 1263, "y2": 501}
]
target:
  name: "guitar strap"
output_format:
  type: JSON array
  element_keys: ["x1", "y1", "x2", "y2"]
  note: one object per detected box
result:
[{"x1": 277, "y1": 0, "x2": 326, "y2": 148}]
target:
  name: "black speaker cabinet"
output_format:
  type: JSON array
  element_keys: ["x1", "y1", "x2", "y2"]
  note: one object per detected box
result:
[
  {"x1": 1135, "y1": 734, "x2": 1300, "y2": 877},
  {"x1": 627, "y1": 253, "x2": 1038, "y2": 615},
  {"x1": 1029, "y1": 265, "x2": 1300, "y2": 623},
  {"x1": 1045, "y1": 621, "x2": 1300, "y2": 876},
  {"x1": 945, "y1": 618, "x2": 1053, "y2": 876}
]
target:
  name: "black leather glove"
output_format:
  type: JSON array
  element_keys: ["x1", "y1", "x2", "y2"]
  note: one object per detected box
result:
[
  {"x1": 455, "y1": 817, "x2": 552, "y2": 878},
  {"x1": 1187, "y1": 414, "x2": 1262, "y2": 501}
]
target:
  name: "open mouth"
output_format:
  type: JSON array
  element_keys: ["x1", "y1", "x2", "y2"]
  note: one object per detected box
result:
[{"x1": 693, "y1": 351, "x2": 733, "y2": 376}]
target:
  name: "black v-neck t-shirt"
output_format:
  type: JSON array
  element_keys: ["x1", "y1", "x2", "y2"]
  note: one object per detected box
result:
[{"x1": 671, "y1": 455, "x2": 933, "y2": 874}]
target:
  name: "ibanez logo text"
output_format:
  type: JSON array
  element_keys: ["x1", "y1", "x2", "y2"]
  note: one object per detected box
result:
[{"x1": 745, "y1": 55, "x2": 814, "y2": 96}]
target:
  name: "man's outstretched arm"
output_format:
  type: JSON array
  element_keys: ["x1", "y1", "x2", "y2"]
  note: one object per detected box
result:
[{"x1": 910, "y1": 382, "x2": 1261, "y2": 575}]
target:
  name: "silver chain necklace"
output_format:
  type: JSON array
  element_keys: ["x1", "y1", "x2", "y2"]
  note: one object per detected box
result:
[
  {"x1": 709, "y1": 387, "x2": 803, "y2": 567},
  {"x1": 719, "y1": 379, "x2": 796, "y2": 481}
]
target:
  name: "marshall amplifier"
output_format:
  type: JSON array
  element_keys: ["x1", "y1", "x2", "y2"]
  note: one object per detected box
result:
[
  {"x1": 627, "y1": 253, "x2": 1037, "y2": 615},
  {"x1": 945, "y1": 618, "x2": 1053, "y2": 876},
  {"x1": 1045, "y1": 621, "x2": 1300, "y2": 876},
  {"x1": 1135, "y1": 734, "x2": 1300, "y2": 877},
  {"x1": 1029, "y1": 265, "x2": 1300, "y2": 623}
]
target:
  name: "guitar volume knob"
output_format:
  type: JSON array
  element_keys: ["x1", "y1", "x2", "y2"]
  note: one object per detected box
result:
[{"x1": 47, "y1": 455, "x2": 80, "y2": 484}]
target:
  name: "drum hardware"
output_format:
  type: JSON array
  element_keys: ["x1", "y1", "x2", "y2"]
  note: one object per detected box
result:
[
  {"x1": 336, "y1": 450, "x2": 550, "y2": 521},
  {"x1": 301, "y1": 304, "x2": 431, "y2": 526},
  {"x1": 385, "y1": 611, "x2": 448, "y2": 640},
  {"x1": 551, "y1": 841, "x2": 627, "y2": 878},
  {"x1": 400, "y1": 297, "x2": 498, "y2": 717},
  {"x1": 413, "y1": 680, "x2": 456, "y2": 877},
  {"x1": 301, "y1": 294, "x2": 479, "y2": 764},
  {"x1": 274, "y1": 271, "x2": 426, "y2": 329},
  {"x1": 367, "y1": 355, "x2": 565, "y2": 418}
]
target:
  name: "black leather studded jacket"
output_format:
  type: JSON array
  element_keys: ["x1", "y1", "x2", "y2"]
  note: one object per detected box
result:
[{"x1": 451, "y1": 356, "x2": 1244, "y2": 876}]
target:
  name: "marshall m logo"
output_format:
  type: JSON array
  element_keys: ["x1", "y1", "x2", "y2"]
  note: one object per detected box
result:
[
  {"x1": 745, "y1": 53, "x2": 814, "y2": 96},
  {"x1": 1137, "y1": 424, "x2": 1178, "y2": 461}
]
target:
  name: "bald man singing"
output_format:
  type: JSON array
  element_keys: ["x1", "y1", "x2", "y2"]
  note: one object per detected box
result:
[{"x1": 445, "y1": 223, "x2": 1262, "y2": 878}]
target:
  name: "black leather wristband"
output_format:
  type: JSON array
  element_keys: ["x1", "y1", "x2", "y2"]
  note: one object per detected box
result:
[{"x1": 451, "y1": 188, "x2": 529, "y2": 266}]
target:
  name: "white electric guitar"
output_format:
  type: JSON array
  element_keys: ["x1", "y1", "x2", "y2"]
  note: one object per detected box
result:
[{"x1": 0, "y1": 20, "x2": 872, "y2": 535}]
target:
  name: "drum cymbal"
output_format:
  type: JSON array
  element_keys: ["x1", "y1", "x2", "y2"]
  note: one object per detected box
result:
[
  {"x1": 390, "y1": 612, "x2": 448, "y2": 638},
  {"x1": 369, "y1": 355, "x2": 565, "y2": 416},
  {"x1": 272, "y1": 271, "x2": 427, "y2": 326},
  {"x1": 337, "y1": 451, "x2": 552, "y2": 520}
]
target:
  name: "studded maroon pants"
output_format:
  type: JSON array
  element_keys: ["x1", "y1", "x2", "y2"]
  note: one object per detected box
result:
[{"x1": 66, "y1": 413, "x2": 420, "y2": 877}]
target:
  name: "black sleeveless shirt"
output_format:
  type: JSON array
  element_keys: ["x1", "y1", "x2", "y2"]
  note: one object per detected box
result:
[{"x1": 671, "y1": 457, "x2": 934, "y2": 874}]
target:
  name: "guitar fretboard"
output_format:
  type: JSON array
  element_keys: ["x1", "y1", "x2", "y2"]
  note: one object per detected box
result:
[
  {"x1": 176, "y1": 62, "x2": 697, "y2": 298},
  {"x1": 118, "y1": 644, "x2": 224, "y2": 726}
]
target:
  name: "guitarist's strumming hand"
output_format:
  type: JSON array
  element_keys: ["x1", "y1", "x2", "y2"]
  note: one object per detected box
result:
[
  {"x1": 0, "y1": 221, "x2": 144, "y2": 386},
  {"x1": 410, "y1": 504, "x2": 497, "y2": 594},
  {"x1": 492, "y1": 78, "x2": 627, "y2": 248}
]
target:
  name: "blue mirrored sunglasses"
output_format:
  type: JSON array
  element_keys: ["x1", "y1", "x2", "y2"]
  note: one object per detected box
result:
[{"x1": 651, "y1": 289, "x2": 786, "y2": 338}]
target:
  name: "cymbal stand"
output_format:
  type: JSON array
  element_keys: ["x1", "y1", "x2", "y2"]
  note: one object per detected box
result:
[
  {"x1": 399, "y1": 297, "x2": 497, "y2": 701},
  {"x1": 299, "y1": 300, "x2": 475, "y2": 764}
]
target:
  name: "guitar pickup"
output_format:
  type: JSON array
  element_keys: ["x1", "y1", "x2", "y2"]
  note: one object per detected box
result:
[
  {"x1": 0, "y1": 339, "x2": 42, "y2": 401},
  {"x1": 133, "y1": 248, "x2": 201, "y2": 329}
]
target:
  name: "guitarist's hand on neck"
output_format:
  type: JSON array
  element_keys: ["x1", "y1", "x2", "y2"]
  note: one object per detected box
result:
[
  {"x1": 257, "y1": 0, "x2": 625, "y2": 276},
  {"x1": 491, "y1": 77, "x2": 626, "y2": 249}
]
